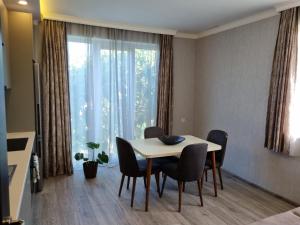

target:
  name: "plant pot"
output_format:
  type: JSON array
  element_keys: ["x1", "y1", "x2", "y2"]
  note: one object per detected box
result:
[{"x1": 83, "y1": 161, "x2": 98, "y2": 179}]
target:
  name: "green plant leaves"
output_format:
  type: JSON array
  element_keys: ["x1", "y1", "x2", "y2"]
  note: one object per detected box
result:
[
  {"x1": 86, "y1": 142, "x2": 100, "y2": 149},
  {"x1": 74, "y1": 152, "x2": 84, "y2": 161},
  {"x1": 76, "y1": 143, "x2": 108, "y2": 165},
  {"x1": 97, "y1": 151, "x2": 109, "y2": 164}
]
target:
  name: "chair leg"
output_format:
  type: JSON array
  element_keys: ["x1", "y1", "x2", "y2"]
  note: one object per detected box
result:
[
  {"x1": 160, "y1": 174, "x2": 167, "y2": 198},
  {"x1": 201, "y1": 174, "x2": 204, "y2": 189},
  {"x1": 118, "y1": 174, "x2": 125, "y2": 197},
  {"x1": 197, "y1": 179, "x2": 203, "y2": 206},
  {"x1": 143, "y1": 176, "x2": 146, "y2": 188},
  {"x1": 218, "y1": 167, "x2": 224, "y2": 190},
  {"x1": 178, "y1": 181, "x2": 183, "y2": 212},
  {"x1": 155, "y1": 172, "x2": 160, "y2": 194},
  {"x1": 131, "y1": 177, "x2": 137, "y2": 207},
  {"x1": 205, "y1": 170, "x2": 207, "y2": 182},
  {"x1": 127, "y1": 176, "x2": 130, "y2": 190},
  {"x1": 182, "y1": 182, "x2": 185, "y2": 192}
]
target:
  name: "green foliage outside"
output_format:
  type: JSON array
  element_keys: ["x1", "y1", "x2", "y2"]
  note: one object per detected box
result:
[{"x1": 68, "y1": 39, "x2": 159, "y2": 162}]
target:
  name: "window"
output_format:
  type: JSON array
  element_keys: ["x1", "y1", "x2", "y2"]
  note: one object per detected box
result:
[
  {"x1": 290, "y1": 57, "x2": 300, "y2": 140},
  {"x1": 67, "y1": 35, "x2": 160, "y2": 167},
  {"x1": 289, "y1": 12, "x2": 300, "y2": 155}
]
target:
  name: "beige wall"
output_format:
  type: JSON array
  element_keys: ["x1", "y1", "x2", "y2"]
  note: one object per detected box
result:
[
  {"x1": 195, "y1": 16, "x2": 300, "y2": 204},
  {"x1": 6, "y1": 11, "x2": 35, "y2": 132},
  {"x1": 0, "y1": 2, "x2": 10, "y2": 88},
  {"x1": 172, "y1": 37, "x2": 196, "y2": 135}
]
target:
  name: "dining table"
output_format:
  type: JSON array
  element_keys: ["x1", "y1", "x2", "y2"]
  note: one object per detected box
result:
[{"x1": 129, "y1": 135, "x2": 222, "y2": 211}]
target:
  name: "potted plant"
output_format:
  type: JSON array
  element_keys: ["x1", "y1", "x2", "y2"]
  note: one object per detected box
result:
[{"x1": 74, "y1": 142, "x2": 109, "y2": 179}]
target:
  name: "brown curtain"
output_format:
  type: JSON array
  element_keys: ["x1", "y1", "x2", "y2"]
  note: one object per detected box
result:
[
  {"x1": 156, "y1": 35, "x2": 174, "y2": 135},
  {"x1": 265, "y1": 8, "x2": 298, "y2": 154},
  {"x1": 41, "y1": 20, "x2": 73, "y2": 177}
]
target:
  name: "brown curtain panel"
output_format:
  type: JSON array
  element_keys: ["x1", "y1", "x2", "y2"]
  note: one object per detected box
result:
[
  {"x1": 156, "y1": 35, "x2": 174, "y2": 135},
  {"x1": 41, "y1": 20, "x2": 73, "y2": 177},
  {"x1": 265, "y1": 8, "x2": 298, "y2": 154}
]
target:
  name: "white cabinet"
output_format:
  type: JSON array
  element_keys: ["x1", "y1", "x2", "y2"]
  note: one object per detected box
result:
[{"x1": 19, "y1": 164, "x2": 32, "y2": 225}]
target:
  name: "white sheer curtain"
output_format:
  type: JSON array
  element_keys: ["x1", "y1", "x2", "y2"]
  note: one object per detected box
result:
[
  {"x1": 67, "y1": 24, "x2": 160, "y2": 167},
  {"x1": 289, "y1": 9, "x2": 300, "y2": 156}
]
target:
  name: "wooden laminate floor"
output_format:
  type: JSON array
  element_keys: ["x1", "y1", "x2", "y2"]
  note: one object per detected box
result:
[{"x1": 32, "y1": 166, "x2": 294, "y2": 225}]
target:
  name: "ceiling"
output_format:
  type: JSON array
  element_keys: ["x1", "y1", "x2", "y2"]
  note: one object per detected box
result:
[
  {"x1": 4, "y1": 0, "x2": 40, "y2": 20},
  {"x1": 41, "y1": 0, "x2": 290, "y2": 34}
]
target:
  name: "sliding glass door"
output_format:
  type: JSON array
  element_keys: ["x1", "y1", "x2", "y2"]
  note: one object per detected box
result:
[{"x1": 67, "y1": 35, "x2": 159, "y2": 167}]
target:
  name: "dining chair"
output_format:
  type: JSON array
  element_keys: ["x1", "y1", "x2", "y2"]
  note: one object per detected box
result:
[
  {"x1": 144, "y1": 126, "x2": 164, "y2": 139},
  {"x1": 140, "y1": 127, "x2": 179, "y2": 185},
  {"x1": 116, "y1": 137, "x2": 161, "y2": 207},
  {"x1": 204, "y1": 130, "x2": 228, "y2": 190},
  {"x1": 160, "y1": 143, "x2": 208, "y2": 212},
  {"x1": 126, "y1": 126, "x2": 176, "y2": 190},
  {"x1": 144, "y1": 126, "x2": 179, "y2": 164}
]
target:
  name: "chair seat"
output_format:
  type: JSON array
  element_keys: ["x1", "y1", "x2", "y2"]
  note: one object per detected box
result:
[
  {"x1": 153, "y1": 156, "x2": 179, "y2": 166},
  {"x1": 137, "y1": 159, "x2": 161, "y2": 176},
  {"x1": 161, "y1": 162, "x2": 179, "y2": 180},
  {"x1": 159, "y1": 144, "x2": 208, "y2": 212}
]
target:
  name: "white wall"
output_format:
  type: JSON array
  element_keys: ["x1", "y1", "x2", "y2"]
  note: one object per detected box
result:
[
  {"x1": 172, "y1": 37, "x2": 196, "y2": 135},
  {"x1": 194, "y1": 15, "x2": 300, "y2": 204}
]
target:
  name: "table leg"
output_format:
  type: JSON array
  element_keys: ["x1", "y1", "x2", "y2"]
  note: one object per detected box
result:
[
  {"x1": 145, "y1": 158, "x2": 152, "y2": 211},
  {"x1": 211, "y1": 151, "x2": 218, "y2": 197}
]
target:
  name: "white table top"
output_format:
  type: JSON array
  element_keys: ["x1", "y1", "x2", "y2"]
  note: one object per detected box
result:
[{"x1": 129, "y1": 135, "x2": 222, "y2": 158}]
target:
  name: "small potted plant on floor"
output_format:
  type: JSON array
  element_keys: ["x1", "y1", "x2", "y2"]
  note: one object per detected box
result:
[{"x1": 74, "y1": 142, "x2": 109, "y2": 179}]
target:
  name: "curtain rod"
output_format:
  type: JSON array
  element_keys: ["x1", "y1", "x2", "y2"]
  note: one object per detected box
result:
[{"x1": 275, "y1": 0, "x2": 300, "y2": 12}]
